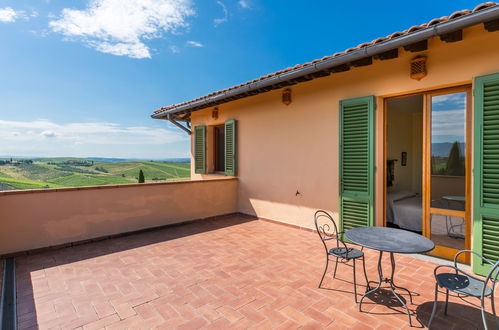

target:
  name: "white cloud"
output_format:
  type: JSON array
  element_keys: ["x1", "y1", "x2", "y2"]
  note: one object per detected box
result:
[
  {"x1": 0, "y1": 7, "x2": 22, "y2": 23},
  {"x1": 213, "y1": 1, "x2": 228, "y2": 27},
  {"x1": 49, "y1": 0, "x2": 195, "y2": 59},
  {"x1": 41, "y1": 130, "x2": 59, "y2": 138},
  {"x1": 432, "y1": 109, "x2": 465, "y2": 137},
  {"x1": 238, "y1": 0, "x2": 250, "y2": 9},
  {"x1": 94, "y1": 41, "x2": 150, "y2": 59},
  {"x1": 432, "y1": 93, "x2": 466, "y2": 107},
  {"x1": 169, "y1": 45, "x2": 180, "y2": 53},
  {"x1": 0, "y1": 7, "x2": 38, "y2": 23},
  {"x1": 186, "y1": 40, "x2": 203, "y2": 47},
  {"x1": 0, "y1": 119, "x2": 189, "y2": 158}
]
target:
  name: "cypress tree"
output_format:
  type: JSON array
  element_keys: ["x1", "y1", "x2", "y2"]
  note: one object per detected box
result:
[
  {"x1": 445, "y1": 141, "x2": 465, "y2": 176},
  {"x1": 138, "y1": 169, "x2": 145, "y2": 183}
]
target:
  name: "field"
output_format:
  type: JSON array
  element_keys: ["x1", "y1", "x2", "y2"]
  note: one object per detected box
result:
[{"x1": 0, "y1": 158, "x2": 190, "y2": 191}]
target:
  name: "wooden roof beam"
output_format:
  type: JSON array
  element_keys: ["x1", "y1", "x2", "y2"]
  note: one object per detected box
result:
[
  {"x1": 350, "y1": 57, "x2": 373, "y2": 67},
  {"x1": 327, "y1": 64, "x2": 350, "y2": 73},
  {"x1": 484, "y1": 18, "x2": 499, "y2": 31},
  {"x1": 373, "y1": 48, "x2": 399, "y2": 60},
  {"x1": 439, "y1": 30, "x2": 463, "y2": 42},
  {"x1": 403, "y1": 40, "x2": 428, "y2": 52}
]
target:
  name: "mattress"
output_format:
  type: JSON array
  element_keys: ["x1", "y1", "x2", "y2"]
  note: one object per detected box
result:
[{"x1": 387, "y1": 192, "x2": 422, "y2": 232}]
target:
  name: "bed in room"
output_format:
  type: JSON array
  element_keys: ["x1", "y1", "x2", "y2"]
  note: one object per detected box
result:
[{"x1": 386, "y1": 191, "x2": 422, "y2": 232}]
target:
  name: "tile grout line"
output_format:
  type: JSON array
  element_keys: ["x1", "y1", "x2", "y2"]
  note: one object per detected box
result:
[{"x1": 0, "y1": 258, "x2": 16, "y2": 330}]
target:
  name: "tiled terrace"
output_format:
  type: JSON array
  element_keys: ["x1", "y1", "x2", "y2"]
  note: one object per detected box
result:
[{"x1": 14, "y1": 214, "x2": 498, "y2": 329}]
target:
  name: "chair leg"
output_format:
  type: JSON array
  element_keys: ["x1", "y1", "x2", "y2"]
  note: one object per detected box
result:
[
  {"x1": 491, "y1": 292, "x2": 496, "y2": 319},
  {"x1": 333, "y1": 257, "x2": 339, "y2": 278},
  {"x1": 428, "y1": 283, "x2": 439, "y2": 329},
  {"x1": 353, "y1": 259, "x2": 358, "y2": 303},
  {"x1": 319, "y1": 256, "x2": 329, "y2": 288},
  {"x1": 444, "y1": 289, "x2": 449, "y2": 315},
  {"x1": 482, "y1": 292, "x2": 497, "y2": 330}
]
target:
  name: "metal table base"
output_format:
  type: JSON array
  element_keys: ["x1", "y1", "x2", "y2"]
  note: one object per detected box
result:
[{"x1": 359, "y1": 251, "x2": 414, "y2": 326}]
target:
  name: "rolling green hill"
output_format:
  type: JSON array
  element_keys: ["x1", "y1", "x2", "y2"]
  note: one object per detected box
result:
[{"x1": 0, "y1": 158, "x2": 191, "y2": 191}]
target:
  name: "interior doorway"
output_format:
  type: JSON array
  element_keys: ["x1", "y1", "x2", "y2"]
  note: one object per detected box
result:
[
  {"x1": 386, "y1": 95, "x2": 424, "y2": 234},
  {"x1": 384, "y1": 87, "x2": 471, "y2": 262}
]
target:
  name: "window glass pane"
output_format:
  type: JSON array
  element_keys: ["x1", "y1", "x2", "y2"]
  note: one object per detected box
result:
[
  {"x1": 430, "y1": 92, "x2": 466, "y2": 210},
  {"x1": 215, "y1": 126, "x2": 225, "y2": 172},
  {"x1": 430, "y1": 213, "x2": 465, "y2": 250}
]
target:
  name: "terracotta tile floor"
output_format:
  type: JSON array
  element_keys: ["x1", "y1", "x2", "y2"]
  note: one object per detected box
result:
[{"x1": 15, "y1": 214, "x2": 498, "y2": 329}]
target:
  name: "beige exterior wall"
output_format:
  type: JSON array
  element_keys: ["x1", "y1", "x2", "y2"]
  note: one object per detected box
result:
[
  {"x1": 190, "y1": 25, "x2": 499, "y2": 230},
  {"x1": 0, "y1": 178, "x2": 237, "y2": 255}
]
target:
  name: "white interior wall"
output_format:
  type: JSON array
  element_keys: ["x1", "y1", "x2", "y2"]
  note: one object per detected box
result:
[{"x1": 386, "y1": 95, "x2": 423, "y2": 194}]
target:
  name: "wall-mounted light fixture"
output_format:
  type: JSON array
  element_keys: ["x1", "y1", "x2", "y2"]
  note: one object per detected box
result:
[
  {"x1": 212, "y1": 107, "x2": 219, "y2": 119},
  {"x1": 401, "y1": 152, "x2": 407, "y2": 166},
  {"x1": 410, "y1": 56, "x2": 427, "y2": 80},
  {"x1": 282, "y1": 88, "x2": 292, "y2": 105}
]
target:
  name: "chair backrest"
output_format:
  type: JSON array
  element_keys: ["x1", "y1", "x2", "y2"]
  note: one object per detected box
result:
[
  {"x1": 483, "y1": 260, "x2": 499, "y2": 328},
  {"x1": 484, "y1": 259, "x2": 499, "y2": 292},
  {"x1": 314, "y1": 210, "x2": 342, "y2": 252}
]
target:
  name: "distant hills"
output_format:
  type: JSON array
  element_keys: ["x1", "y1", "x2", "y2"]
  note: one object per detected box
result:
[
  {"x1": 0, "y1": 157, "x2": 191, "y2": 191},
  {"x1": 431, "y1": 142, "x2": 465, "y2": 157},
  {"x1": 0, "y1": 156, "x2": 190, "y2": 163},
  {"x1": 85, "y1": 157, "x2": 190, "y2": 163}
]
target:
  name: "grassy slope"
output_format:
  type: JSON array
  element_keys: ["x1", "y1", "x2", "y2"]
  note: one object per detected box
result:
[
  {"x1": 48, "y1": 174, "x2": 132, "y2": 186},
  {"x1": 0, "y1": 171, "x2": 12, "y2": 178},
  {"x1": 0, "y1": 159, "x2": 191, "y2": 190},
  {"x1": 0, "y1": 177, "x2": 62, "y2": 189},
  {"x1": 98, "y1": 161, "x2": 190, "y2": 180}
]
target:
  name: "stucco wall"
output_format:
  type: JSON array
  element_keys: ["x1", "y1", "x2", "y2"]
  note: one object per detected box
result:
[
  {"x1": 0, "y1": 178, "x2": 237, "y2": 255},
  {"x1": 190, "y1": 25, "x2": 499, "y2": 229}
]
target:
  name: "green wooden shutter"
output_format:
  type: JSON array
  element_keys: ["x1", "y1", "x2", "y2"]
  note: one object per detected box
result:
[
  {"x1": 194, "y1": 125, "x2": 206, "y2": 174},
  {"x1": 225, "y1": 120, "x2": 236, "y2": 176},
  {"x1": 473, "y1": 73, "x2": 499, "y2": 275},
  {"x1": 340, "y1": 96, "x2": 375, "y2": 232}
]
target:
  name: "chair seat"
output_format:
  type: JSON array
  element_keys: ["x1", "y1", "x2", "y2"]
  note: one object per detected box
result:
[
  {"x1": 436, "y1": 273, "x2": 493, "y2": 297},
  {"x1": 329, "y1": 247, "x2": 363, "y2": 259}
]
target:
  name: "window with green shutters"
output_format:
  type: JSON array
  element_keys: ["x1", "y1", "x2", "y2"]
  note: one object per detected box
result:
[
  {"x1": 194, "y1": 125, "x2": 206, "y2": 174},
  {"x1": 225, "y1": 120, "x2": 236, "y2": 176},
  {"x1": 339, "y1": 96, "x2": 375, "y2": 232},
  {"x1": 473, "y1": 73, "x2": 499, "y2": 275}
]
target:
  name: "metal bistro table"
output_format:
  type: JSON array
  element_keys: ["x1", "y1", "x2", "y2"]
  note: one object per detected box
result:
[{"x1": 345, "y1": 227, "x2": 435, "y2": 326}]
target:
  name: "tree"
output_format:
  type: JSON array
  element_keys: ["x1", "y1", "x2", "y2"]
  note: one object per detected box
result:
[
  {"x1": 445, "y1": 141, "x2": 465, "y2": 176},
  {"x1": 138, "y1": 169, "x2": 145, "y2": 183}
]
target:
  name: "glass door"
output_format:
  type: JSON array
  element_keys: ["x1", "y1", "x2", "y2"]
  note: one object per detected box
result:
[{"x1": 424, "y1": 88, "x2": 471, "y2": 262}]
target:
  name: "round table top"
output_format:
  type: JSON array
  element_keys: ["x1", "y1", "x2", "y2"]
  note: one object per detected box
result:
[
  {"x1": 345, "y1": 227, "x2": 435, "y2": 254},
  {"x1": 442, "y1": 195, "x2": 465, "y2": 202}
]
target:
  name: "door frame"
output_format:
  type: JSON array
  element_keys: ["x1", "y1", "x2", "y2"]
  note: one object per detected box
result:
[{"x1": 382, "y1": 85, "x2": 472, "y2": 263}]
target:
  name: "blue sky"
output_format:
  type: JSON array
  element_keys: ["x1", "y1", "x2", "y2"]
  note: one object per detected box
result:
[
  {"x1": 0, "y1": 0, "x2": 483, "y2": 159},
  {"x1": 431, "y1": 92, "x2": 466, "y2": 144}
]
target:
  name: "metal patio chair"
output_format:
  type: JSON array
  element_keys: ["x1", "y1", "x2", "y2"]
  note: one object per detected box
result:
[
  {"x1": 428, "y1": 250, "x2": 499, "y2": 330},
  {"x1": 314, "y1": 210, "x2": 369, "y2": 303}
]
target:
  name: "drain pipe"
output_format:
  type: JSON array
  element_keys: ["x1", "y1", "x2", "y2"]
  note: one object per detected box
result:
[{"x1": 167, "y1": 113, "x2": 191, "y2": 135}]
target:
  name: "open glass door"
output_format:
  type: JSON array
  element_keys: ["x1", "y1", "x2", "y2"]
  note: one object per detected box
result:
[{"x1": 424, "y1": 88, "x2": 471, "y2": 262}]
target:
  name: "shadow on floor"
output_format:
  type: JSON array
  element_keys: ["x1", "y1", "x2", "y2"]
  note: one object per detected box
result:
[
  {"x1": 415, "y1": 301, "x2": 498, "y2": 329},
  {"x1": 19, "y1": 214, "x2": 257, "y2": 270}
]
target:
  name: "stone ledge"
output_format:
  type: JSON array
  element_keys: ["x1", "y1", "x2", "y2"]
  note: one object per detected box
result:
[{"x1": 0, "y1": 177, "x2": 237, "y2": 196}]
